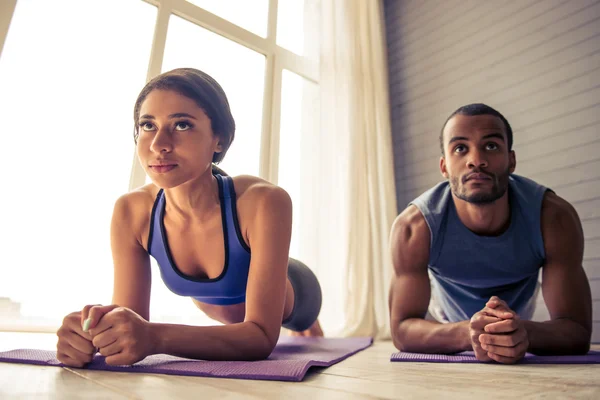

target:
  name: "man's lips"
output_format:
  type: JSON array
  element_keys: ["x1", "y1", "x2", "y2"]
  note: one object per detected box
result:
[{"x1": 464, "y1": 173, "x2": 492, "y2": 182}]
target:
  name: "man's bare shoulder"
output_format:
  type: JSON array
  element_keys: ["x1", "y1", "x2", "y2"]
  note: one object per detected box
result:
[
  {"x1": 541, "y1": 190, "x2": 584, "y2": 256},
  {"x1": 391, "y1": 204, "x2": 430, "y2": 243},
  {"x1": 541, "y1": 191, "x2": 580, "y2": 224},
  {"x1": 390, "y1": 205, "x2": 431, "y2": 274}
]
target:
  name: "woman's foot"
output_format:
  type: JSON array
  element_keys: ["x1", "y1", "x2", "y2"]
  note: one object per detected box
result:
[{"x1": 288, "y1": 319, "x2": 324, "y2": 337}]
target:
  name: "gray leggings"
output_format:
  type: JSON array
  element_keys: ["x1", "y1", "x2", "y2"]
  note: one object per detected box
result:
[{"x1": 282, "y1": 258, "x2": 322, "y2": 331}]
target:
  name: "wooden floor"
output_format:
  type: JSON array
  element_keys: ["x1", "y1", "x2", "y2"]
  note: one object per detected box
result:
[{"x1": 1, "y1": 332, "x2": 599, "y2": 399}]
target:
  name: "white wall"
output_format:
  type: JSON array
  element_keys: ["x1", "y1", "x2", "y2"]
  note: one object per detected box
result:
[{"x1": 384, "y1": 0, "x2": 600, "y2": 342}]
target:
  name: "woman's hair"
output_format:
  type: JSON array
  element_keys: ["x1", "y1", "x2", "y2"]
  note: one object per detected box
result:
[{"x1": 133, "y1": 68, "x2": 235, "y2": 163}]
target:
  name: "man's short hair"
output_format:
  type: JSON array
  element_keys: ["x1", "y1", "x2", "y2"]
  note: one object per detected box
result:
[{"x1": 439, "y1": 103, "x2": 513, "y2": 155}]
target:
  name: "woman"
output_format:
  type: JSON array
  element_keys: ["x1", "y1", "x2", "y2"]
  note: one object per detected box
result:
[{"x1": 56, "y1": 68, "x2": 323, "y2": 367}]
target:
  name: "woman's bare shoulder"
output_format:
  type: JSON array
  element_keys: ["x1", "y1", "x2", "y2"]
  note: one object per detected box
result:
[
  {"x1": 112, "y1": 183, "x2": 161, "y2": 248},
  {"x1": 230, "y1": 175, "x2": 289, "y2": 205},
  {"x1": 115, "y1": 183, "x2": 161, "y2": 210}
]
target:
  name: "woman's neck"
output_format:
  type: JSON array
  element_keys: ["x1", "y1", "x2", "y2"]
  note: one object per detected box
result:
[{"x1": 163, "y1": 172, "x2": 220, "y2": 223}]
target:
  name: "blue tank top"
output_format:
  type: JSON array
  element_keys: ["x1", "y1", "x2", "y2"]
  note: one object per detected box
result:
[
  {"x1": 147, "y1": 174, "x2": 251, "y2": 305},
  {"x1": 410, "y1": 174, "x2": 550, "y2": 322}
]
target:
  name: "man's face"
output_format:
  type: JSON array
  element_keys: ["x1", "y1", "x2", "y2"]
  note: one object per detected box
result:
[{"x1": 440, "y1": 114, "x2": 516, "y2": 205}]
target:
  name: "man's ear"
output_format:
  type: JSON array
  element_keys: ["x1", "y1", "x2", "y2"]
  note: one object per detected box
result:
[
  {"x1": 509, "y1": 150, "x2": 516, "y2": 173},
  {"x1": 440, "y1": 156, "x2": 449, "y2": 179}
]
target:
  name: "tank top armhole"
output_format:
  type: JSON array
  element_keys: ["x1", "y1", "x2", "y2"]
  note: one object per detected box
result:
[
  {"x1": 409, "y1": 200, "x2": 438, "y2": 266},
  {"x1": 220, "y1": 176, "x2": 251, "y2": 254},
  {"x1": 536, "y1": 187, "x2": 553, "y2": 262},
  {"x1": 147, "y1": 189, "x2": 163, "y2": 255}
]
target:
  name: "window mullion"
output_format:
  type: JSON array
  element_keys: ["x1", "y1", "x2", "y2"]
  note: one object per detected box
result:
[
  {"x1": 266, "y1": 0, "x2": 278, "y2": 46},
  {"x1": 0, "y1": 0, "x2": 17, "y2": 60},
  {"x1": 129, "y1": 0, "x2": 173, "y2": 191},
  {"x1": 169, "y1": 0, "x2": 271, "y2": 55},
  {"x1": 277, "y1": 47, "x2": 318, "y2": 84},
  {"x1": 259, "y1": 0, "x2": 279, "y2": 181},
  {"x1": 266, "y1": 57, "x2": 283, "y2": 184}
]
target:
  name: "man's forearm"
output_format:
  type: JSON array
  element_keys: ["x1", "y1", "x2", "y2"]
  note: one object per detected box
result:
[
  {"x1": 524, "y1": 318, "x2": 591, "y2": 355},
  {"x1": 151, "y1": 321, "x2": 274, "y2": 361},
  {"x1": 393, "y1": 318, "x2": 471, "y2": 354}
]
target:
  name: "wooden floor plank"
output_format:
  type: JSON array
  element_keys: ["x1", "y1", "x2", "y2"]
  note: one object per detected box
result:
[
  {"x1": 0, "y1": 363, "x2": 132, "y2": 399},
  {"x1": 67, "y1": 369, "x2": 379, "y2": 400},
  {"x1": 1, "y1": 332, "x2": 599, "y2": 399}
]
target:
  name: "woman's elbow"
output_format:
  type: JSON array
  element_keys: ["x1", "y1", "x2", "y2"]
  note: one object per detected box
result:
[{"x1": 244, "y1": 322, "x2": 278, "y2": 360}]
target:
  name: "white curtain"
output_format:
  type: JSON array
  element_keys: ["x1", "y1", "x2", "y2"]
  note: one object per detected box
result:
[{"x1": 302, "y1": 0, "x2": 397, "y2": 339}]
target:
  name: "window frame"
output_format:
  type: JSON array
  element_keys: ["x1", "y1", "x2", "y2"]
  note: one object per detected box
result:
[
  {"x1": 133, "y1": 0, "x2": 319, "y2": 187},
  {"x1": 0, "y1": 0, "x2": 319, "y2": 332}
]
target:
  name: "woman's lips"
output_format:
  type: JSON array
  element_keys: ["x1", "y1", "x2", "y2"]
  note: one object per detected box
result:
[{"x1": 150, "y1": 165, "x2": 177, "y2": 173}]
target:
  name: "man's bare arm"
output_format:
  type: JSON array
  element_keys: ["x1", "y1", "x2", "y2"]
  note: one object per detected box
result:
[
  {"x1": 389, "y1": 205, "x2": 471, "y2": 353},
  {"x1": 524, "y1": 192, "x2": 592, "y2": 355}
]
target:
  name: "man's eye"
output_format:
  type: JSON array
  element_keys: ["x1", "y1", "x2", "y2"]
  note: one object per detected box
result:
[
  {"x1": 486, "y1": 143, "x2": 499, "y2": 150},
  {"x1": 454, "y1": 145, "x2": 466, "y2": 153}
]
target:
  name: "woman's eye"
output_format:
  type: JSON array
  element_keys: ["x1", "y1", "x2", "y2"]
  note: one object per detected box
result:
[
  {"x1": 175, "y1": 121, "x2": 192, "y2": 131},
  {"x1": 139, "y1": 122, "x2": 155, "y2": 131}
]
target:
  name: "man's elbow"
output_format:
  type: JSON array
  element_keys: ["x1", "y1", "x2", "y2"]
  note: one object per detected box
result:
[
  {"x1": 392, "y1": 321, "x2": 418, "y2": 353},
  {"x1": 573, "y1": 333, "x2": 591, "y2": 355},
  {"x1": 573, "y1": 321, "x2": 592, "y2": 355}
]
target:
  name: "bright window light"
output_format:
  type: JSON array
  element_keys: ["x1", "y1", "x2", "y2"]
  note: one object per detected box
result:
[
  {"x1": 277, "y1": 69, "x2": 319, "y2": 261},
  {"x1": 185, "y1": 0, "x2": 268, "y2": 37},
  {"x1": 0, "y1": 0, "x2": 156, "y2": 328}
]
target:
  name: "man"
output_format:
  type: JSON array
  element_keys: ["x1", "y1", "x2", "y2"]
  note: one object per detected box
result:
[{"x1": 388, "y1": 103, "x2": 592, "y2": 364}]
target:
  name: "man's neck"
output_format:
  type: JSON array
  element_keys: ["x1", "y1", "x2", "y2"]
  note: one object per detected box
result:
[{"x1": 452, "y1": 191, "x2": 511, "y2": 236}]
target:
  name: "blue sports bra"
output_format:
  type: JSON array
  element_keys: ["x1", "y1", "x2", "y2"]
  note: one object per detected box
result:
[{"x1": 147, "y1": 174, "x2": 251, "y2": 305}]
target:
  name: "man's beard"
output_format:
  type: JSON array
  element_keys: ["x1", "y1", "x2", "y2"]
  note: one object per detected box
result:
[{"x1": 449, "y1": 168, "x2": 510, "y2": 204}]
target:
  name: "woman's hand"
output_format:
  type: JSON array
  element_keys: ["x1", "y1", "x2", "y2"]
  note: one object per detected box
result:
[
  {"x1": 56, "y1": 311, "x2": 96, "y2": 368},
  {"x1": 83, "y1": 304, "x2": 157, "y2": 366}
]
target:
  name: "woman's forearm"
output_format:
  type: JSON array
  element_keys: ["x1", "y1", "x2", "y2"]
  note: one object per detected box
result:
[{"x1": 150, "y1": 321, "x2": 275, "y2": 361}]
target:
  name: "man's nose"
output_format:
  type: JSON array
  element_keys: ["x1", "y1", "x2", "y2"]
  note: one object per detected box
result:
[{"x1": 467, "y1": 149, "x2": 488, "y2": 169}]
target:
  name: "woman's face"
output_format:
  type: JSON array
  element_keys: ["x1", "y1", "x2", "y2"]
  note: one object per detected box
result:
[{"x1": 136, "y1": 89, "x2": 222, "y2": 188}]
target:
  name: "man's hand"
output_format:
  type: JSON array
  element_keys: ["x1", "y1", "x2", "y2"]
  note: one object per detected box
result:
[
  {"x1": 486, "y1": 296, "x2": 514, "y2": 316},
  {"x1": 85, "y1": 305, "x2": 156, "y2": 366},
  {"x1": 478, "y1": 296, "x2": 529, "y2": 364},
  {"x1": 469, "y1": 307, "x2": 509, "y2": 362}
]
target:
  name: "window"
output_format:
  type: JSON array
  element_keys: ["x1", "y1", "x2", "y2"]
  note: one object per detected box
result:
[
  {"x1": 0, "y1": 0, "x2": 156, "y2": 329},
  {"x1": 0, "y1": 0, "x2": 320, "y2": 331},
  {"x1": 277, "y1": 70, "x2": 320, "y2": 260},
  {"x1": 185, "y1": 0, "x2": 269, "y2": 37},
  {"x1": 277, "y1": 0, "x2": 320, "y2": 62},
  {"x1": 162, "y1": 15, "x2": 265, "y2": 178}
]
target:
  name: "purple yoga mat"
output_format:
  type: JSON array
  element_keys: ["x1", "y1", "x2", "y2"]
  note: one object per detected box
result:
[
  {"x1": 391, "y1": 350, "x2": 600, "y2": 364},
  {"x1": 0, "y1": 336, "x2": 372, "y2": 382}
]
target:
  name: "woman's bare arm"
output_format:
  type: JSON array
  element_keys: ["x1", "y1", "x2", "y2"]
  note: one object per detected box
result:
[
  {"x1": 150, "y1": 183, "x2": 292, "y2": 360},
  {"x1": 110, "y1": 191, "x2": 152, "y2": 321}
]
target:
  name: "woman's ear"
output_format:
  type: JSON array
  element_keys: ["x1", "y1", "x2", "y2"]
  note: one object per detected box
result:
[{"x1": 214, "y1": 138, "x2": 223, "y2": 154}]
